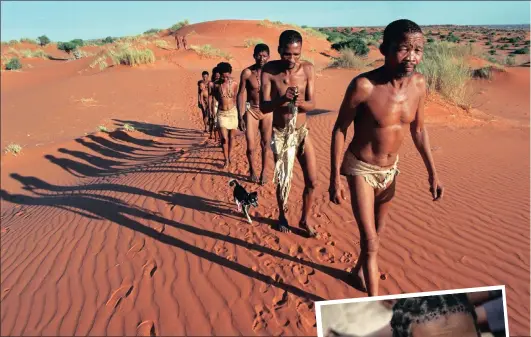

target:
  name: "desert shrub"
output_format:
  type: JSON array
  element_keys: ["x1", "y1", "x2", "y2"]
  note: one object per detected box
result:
[
  {"x1": 108, "y1": 45, "x2": 156, "y2": 66},
  {"x1": 98, "y1": 125, "x2": 108, "y2": 132},
  {"x1": 70, "y1": 39, "x2": 84, "y2": 48},
  {"x1": 189, "y1": 44, "x2": 232, "y2": 60},
  {"x1": 331, "y1": 37, "x2": 369, "y2": 56},
  {"x1": 90, "y1": 54, "x2": 108, "y2": 70},
  {"x1": 501, "y1": 43, "x2": 509, "y2": 50},
  {"x1": 416, "y1": 41, "x2": 471, "y2": 107},
  {"x1": 102, "y1": 36, "x2": 115, "y2": 44},
  {"x1": 525, "y1": 40, "x2": 530, "y2": 45},
  {"x1": 170, "y1": 19, "x2": 189, "y2": 31},
  {"x1": 19, "y1": 49, "x2": 48, "y2": 58},
  {"x1": 472, "y1": 67, "x2": 494, "y2": 79},
  {"x1": 446, "y1": 34, "x2": 459, "y2": 43},
  {"x1": 329, "y1": 49, "x2": 366, "y2": 69},
  {"x1": 303, "y1": 27, "x2": 327, "y2": 40},
  {"x1": 4, "y1": 143, "x2": 22, "y2": 155},
  {"x1": 504, "y1": 55, "x2": 516, "y2": 66},
  {"x1": 488, "y1": 50, "x2": 496, "y2": 55},
  {"x1": 243, "y1": 37, "x2": 264, "y2": 48},
  {"x1": 154, "y1": 39, "x2": 169, "y2": 49},
  {"x1": 485, "y1": 41, "x2": 491, "y2": 46},
  {"x1": 57, "y1": 41, "x2": 77, "y2": 53},
  {"x1": 20, "y1": 37, "x2": 37, "y2": 44},
  {"x1": 8, "y1": 40, "x2": 18, "y2": 45},
  {"x1": 5, "y1": 57, "x2": 22, "y2": 70},
  {"x1": 427, "y1": 38, "x2": 434, "y2": 43},
  {"x1": 144, "y1": 28, "x2": 161, "y2": 35},
  {"x1": 122, "y1": 123, "x2": 135, "y2": 132},
  {"x1": 37, "y1": 35, "x2": 51, "y2": 46},
  {"x1": 513, "y1": 47, "x2": 529, "y2": 54},
  {"x1": 469, "y1": 39, "x2": 476, "y2": 43}
]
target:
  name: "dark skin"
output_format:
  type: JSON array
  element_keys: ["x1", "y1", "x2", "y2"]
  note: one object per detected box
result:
[
  {"x1": 329, "y1": 32, "x2": 444, "y2": 296},
  {"x1": 261, "y1": 40, "x2": 317, "y2": 236},
  {"x1": 237, "y1": 50, "x2": 271, "y2": 184},
  {"x1": 213, "y1": 71, "x2": 238, "y2": 168},
  {"x1": 198, "y1": 73, "x2": 210, "y2": 132},
  {"x1": 208, "y1": 72, "x2": 221, "y2": 142}
]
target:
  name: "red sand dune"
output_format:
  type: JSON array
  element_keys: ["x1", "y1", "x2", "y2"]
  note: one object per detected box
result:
[{"x1": 1, "y1": 20, "x2": 529, "y2": 336}]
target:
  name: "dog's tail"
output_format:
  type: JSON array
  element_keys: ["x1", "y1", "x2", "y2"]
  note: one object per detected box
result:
[{"x1": 228, "y1": 179, "x2": 237, "y2": 187}]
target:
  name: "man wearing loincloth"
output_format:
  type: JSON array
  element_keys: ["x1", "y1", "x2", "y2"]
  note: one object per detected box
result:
[
  {"x1": 329, "y1": 19, "x2": 444, "y2": 297},
  {"x1": 208, "y1": 66, "x2": 221, "y2": 142},
  {"x1": 261, "y1": 30, "x2": 317, "y2": 237},
  {"x1": 213, "y1": 62, "x2": 239, "y2": 168},
  {"x1": 197, "y1": 71, "x2": 210, "y2": 133},
  {"x1": 237, "y1": 43, "x2": 271, "y2": 185},
  {"x1": 174, "y1": 33, "x2": 181, "y2": 50}
]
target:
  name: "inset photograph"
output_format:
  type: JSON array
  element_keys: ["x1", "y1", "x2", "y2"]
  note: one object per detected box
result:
[{"x1": 316, "y1": 286, "x2": 508, "y2": 337}]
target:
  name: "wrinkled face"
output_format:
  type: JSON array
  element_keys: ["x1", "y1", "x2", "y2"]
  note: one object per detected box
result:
[
  {"x1": 385, "y1": 32, "x2": 424, "y2": 77},
  {"x1": 278, "y1": 42, "x2": 302, "y2": 69},
  {"x1": 221, "y1": 72, "x2": 231, "y2": 82},
  {"x1": 254, "y1": 50, "x2": 270, "y2": 67},
  {"x1": 202, "y1": 73, "x2": 209, "y2": 81},
  {"x1": 248, "y1": 192, "x2": 258, "y2": 207}
]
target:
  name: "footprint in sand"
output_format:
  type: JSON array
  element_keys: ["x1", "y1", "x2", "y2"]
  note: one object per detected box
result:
[
  {"x1": 339, "y1": 252, "x2": 354, "y2": 264},
  {"x1": 214, "y1": 243, "x2": 228, "y2": 256},
  {"x1": 106, "y1": 284, "x2": 134, "y2": 309},
  {"x1": 291, "y1": 264, "x2": 314, "y2": 286},
  {"x1": 272, "y1": 289, "x2": 290, "y2": 326},
  {"x1": 315, "y1": 246, "x2": 335, "y2": 263},
  {"x1": 262, "y1": 234, "x2": 281, "y2": 251},
  {"x1": 151, "y1": 223, "x2": 165, "y2": 234},
  {"x1": 127, "y1": 238, "x2": 145, "y2": 258},
  {"x1": 252, "y1": 305, "x2": 273, "y2": 332},
  {"x1": 217, "y1": 222, "x2": 230, "y2": 235},
  {"x1": 142, "y1": 260, "x2": 157, "y2": 278},
  {"x1": 288, "y1": 244, "x2": 303, "y2": 257},
  {"x1": 296, "y1": 299, "x2": 316, "y2": 328},
  {"x1": 136, "y1": 320, "x2": 156, "y2": 336}
]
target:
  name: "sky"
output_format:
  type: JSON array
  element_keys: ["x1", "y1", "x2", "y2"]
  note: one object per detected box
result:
[{"x1": 1, "y1": 1, "x2": 529, "y2": 42}]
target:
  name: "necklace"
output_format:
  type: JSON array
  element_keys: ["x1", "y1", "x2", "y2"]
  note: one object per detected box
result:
[{"x1": 255, "y1": 69, "x2": 261, "y2": 92}]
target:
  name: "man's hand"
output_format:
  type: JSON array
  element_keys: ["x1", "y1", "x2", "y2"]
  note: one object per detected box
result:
[
  {"x1": 329, "y1": 181, "x2": 347, "y2": 204},
  {"x1": 429, "y1": 175, "x2": 444, "y2": 201},
  {"x1": 294, "y1": 94, "x2": 305, "y2": 108},
  {"x1": 238, "y1": 115, "x2": 246, "y2": 132},
  {"x1": 284, "y1": 86, "x2": 298, "y2": 102}
]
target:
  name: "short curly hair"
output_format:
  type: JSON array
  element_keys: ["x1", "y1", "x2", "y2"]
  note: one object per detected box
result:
[
  {"x1": 380, "y1": 19, "x2": 423, "y2": 54},
  {"x1": 216, "y1": 62, "x2": 232, "y2": 74},
  {"x1": 390, "y1": 294, "x2": 480, "y2": 337},
  {"x1": 279, "y1": 29, "x2": 303, "y2": 47}
]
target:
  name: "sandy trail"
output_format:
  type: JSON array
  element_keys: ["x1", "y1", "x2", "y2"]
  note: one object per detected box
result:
[{"x1": 1, "y1": 62, "x2": 529, "y2": 335}]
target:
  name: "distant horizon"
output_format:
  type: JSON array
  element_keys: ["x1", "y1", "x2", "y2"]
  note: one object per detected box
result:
[{"x1": 1, "y1": 1, "x2": 529, "y2": 42}]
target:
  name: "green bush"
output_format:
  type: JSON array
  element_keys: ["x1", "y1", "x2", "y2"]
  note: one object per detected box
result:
[
  {"x1": 102, "y1": 36, "x2": 115, "y2": 44},
  {"x1": 5, "y1": 57, "x2": 22, "y2": 70},
  {"x1": 331, "y1": 37, "x2": 369, "y2": 56},
  {"x1": 513, "y1": 47, "x2": 529, "y2": 55},
  {"x1": 446, "y1": 34, "x2": 459, "y2": 43},
  {"x1": 488, "y1": 49, "x2": 496, "y2": 55},
  {"x1": 469, "y1": 39, "x2": 476, "y2": 43},
  {"x1": 485, "y1": 41, "x2": 491, "y2": 46},
  {"x1": 37, "y1": 35, "x2": 50, "y2": 46},
  {"x1": 70, "y1": 39, "x2": 84, "y2": 48},
  {"x1": 427, "y1": 38, "x2": 434, "y2": 43},
  {"x1": 505, "y1": 55, "x2": 516, "y2": 66},
  {"x1": 57, "y1": 41, "x2": 77, "y2": 53},
  {"x1": 144, "y1": 28, "x2": 161, "y2": 35},
  {"x1": 170, "y1": 19, "x2": 189, "y2": 31},
  {"x1": 20, "y1": 37, "x2": 37, "y2": 44}
]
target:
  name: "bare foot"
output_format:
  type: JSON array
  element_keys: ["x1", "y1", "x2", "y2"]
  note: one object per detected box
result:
[
  {"x1": 250, "y1": 171, "x2": 259, "y2": 183},
  {"x1": 272, "y1": 217, "x2": 291, "y2": 233},
  {"x1": 222, "y1": 160, "x2": 228, "y2": 169},
  {"x1": 299, "y1": 220, "x2": 317, "y2": 238}
]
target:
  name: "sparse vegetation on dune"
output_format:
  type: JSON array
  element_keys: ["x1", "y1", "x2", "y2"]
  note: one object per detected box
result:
[
  {"x1": 154, "y1": 39, "x2": 170, "y2": 49},
  {"x1": 97, "y1": 125, "x2": 108, "y2": 132},
  {"x1": 19, "y1": 37, "x2": 37, "y2": 44},
  {"x1": 122, "y1": 123, "x2": 136, "y2": 132},
  {"x1": 19, "y1": 49, "x2": 49, "y2": 59},
  {"x1": 108, "y1": 44, "x2": 156, "y2": 66},
  {"x1": 243, "y1": 38, "x2": 265, "y2": 48},
  {"x1": 89, "y1": 54, "x2": 109, "y2": 70},
  {"x1": 328, "y1": 48, "x2": 367, "y2": 69},
  {"x1": 144, "y1": 28, "x2": 161, "y2": 35},
  {"x1": 170, "y1": 19, "x2": 189, "y2": 31},
  {"x1": 417, "y1": 41, "x2": 472, "y2": 107},
  {"x1": 5, "y1": 57, "x2": 22, "y2": 71},
  {"x1": 37, "y1": 35, "x2": 50, "y2": 46},
  {"x1": 189, "y1": 44, "x2": 233, "y2": 61},
  {"x1": 4, "y1": 143, "x2": 22, "y2": 155}
]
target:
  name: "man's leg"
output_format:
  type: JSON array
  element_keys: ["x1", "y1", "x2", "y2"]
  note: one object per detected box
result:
[
  {"x1": 258, "y1": 113, "x2": 273, "y2": 185},
  {"x1": 202, "y1": 106, "x2": 209, "y2": 132},
  {"x1": 272, "y1": 151, "x2": 290, "y2": 233},
  {"x1": 296, "y1": 136, "x2": 318, "y2": 237},
  {"x1": 219, "y1": 127, "x2": 229, "y2": 167},
  {"x1": 346, "y1": 175, "x2": 379, "y2": 296},
  {"x1": 245, "y1": 112, "x2": 260, "y2": 182},
  {"x1": 227, "y1": 129, "x2": 234, "y2": 166}
]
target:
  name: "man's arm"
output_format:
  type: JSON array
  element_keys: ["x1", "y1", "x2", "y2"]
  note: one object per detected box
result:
[
  {"x1": 410, "y1": 75, "x2": 443, "y2": 200},
  {"x1": 260, "y1": 64, "x2": 288, "y2": 113},
  {"x1": 237, "y1": 69, "x2": 250, "y2": 119},
  {"x1": 210, "y1": 84, "x2": 217, "y2": 115},
  {"x1": 330, "y1": 76, "x2": 372, "y2": 200},
  {"x1": 296, "y1": 63, "x2": 316, "y2": 112},
  {"x1": 197, "y1": 82, "x2": 202, "y2": 106}
]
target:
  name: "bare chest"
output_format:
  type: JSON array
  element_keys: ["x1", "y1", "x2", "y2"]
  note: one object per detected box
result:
[
  {"x1": 365, "y1": 86, "x2": 420, "y2": 127},
  {"x1": 272, "y1": 70, "x2": 307, "y2": 96}
]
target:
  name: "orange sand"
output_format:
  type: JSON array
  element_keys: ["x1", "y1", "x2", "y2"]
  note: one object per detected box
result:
[{"x1": 1, "y1": 20, "x2": 529, "y2": 336}]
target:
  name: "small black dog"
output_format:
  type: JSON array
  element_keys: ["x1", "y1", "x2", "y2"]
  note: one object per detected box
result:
[{"x1": 229, "y1": 179, "x2": 258, "y2": 224}]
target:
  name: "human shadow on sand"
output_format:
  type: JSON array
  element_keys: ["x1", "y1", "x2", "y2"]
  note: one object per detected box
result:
[{"x1": 2, "y1": 173, "x2": 366, "y2": 300}]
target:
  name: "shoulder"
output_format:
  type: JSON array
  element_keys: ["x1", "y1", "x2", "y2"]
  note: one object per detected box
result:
[
  {"x1": 262, "y1": 60, "x2": 282, "y2": 74},
  {"x1": 412, "y1": 72, "x2": 426, "y2": 90},
  {"x1": 241, "y1": 67, "x2": 252, "y2": 78},
  {"x1": 349, "y1": 72, "x2": 374, "y2": 95},
  {"x1": 301, "y1": 61, "x2": 314, "y2": 73}
]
